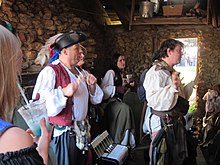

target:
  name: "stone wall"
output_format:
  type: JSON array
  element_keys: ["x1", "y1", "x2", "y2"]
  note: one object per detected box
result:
[
  {"x1": 0, "y1": 0, "x2": 103, "y2": 72},
  {"x1": 1, "y1": 0, "x2": 220, "y2": 116},
  {"x1": 0, "y1": 0, "x2": 105, "y2": 99}
]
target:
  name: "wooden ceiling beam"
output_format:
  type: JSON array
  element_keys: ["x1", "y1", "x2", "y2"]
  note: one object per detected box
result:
[
  {"x1": 209, "y1": 0, "x2": 218, "y2": 28},
  {"x1": 129, "y1": 0, "x2": 135, "y2": 30},
  {"x1": 81, "y1": 0, "x2": 111, "y2": 26},
  {"x1": 108, "y1": 0, "x2": 130, "y2": 26}
]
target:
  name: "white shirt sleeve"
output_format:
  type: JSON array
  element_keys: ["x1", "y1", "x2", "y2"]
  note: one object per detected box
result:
[
  {"x1": 32, "y1": 66, "x2": 67, "y2": 117},
  {"x1": 100, "y1": 69, "x2": 116, "y2": 100},
  {"x1": 143, "y1": 65, "x2": 179, "y2": 111},
  {"x1": 89, "y1": 84, "x2": 104, "y2": 104}
]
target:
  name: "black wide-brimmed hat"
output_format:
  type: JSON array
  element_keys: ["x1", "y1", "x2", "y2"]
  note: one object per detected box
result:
[{"x1": 50, "y1": 31, "x2": 87, "y2": 51}]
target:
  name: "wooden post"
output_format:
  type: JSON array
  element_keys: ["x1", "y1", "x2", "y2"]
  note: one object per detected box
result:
[
  {"x1": 209, "y1": 0, "x2": 218, "y2": 28},
  {"x1": 129, "y1": 0, "x2": 135, "y2": 30}
]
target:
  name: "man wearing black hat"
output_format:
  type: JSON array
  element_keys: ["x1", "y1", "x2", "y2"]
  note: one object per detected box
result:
[{"x1": 32, "y1": 31, "x2": 103, "y2": 165}]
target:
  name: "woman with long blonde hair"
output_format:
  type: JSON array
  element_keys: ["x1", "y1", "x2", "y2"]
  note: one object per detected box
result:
[{"x1": 0, "y1": 23, "x2": 51, "y2": 165}]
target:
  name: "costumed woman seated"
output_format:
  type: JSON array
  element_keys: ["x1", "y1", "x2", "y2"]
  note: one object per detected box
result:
[{"x1": 100, "y1": 52, "x2": 136, "y2": 148}]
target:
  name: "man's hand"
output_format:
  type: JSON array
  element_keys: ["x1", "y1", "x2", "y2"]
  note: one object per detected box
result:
[
  {"x1": 86, "y1": 73, "x2": 97, "y2": 95},
  {"x1": 172, "y1": 71, "x2": 181, "y2": 90},
  {"x1": 86, "y1": 73, "x2": 97, "y2": 86},
  {"x1": 26, "y1": 118, "x2": 53, "y2": 165},
  {"x1": 62, "y1": 82, "x2": 79, "y2": 97}
]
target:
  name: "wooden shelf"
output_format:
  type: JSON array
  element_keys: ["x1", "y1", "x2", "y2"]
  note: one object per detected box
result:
[
  {"x1": 128, "y1": 0, "x2": 215, "y2": 30},
  {"x1": 131, "y1": 16, "x2": 207, "y2": 26}
]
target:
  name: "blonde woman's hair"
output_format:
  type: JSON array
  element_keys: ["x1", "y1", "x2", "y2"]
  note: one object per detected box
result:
[{"x1": 0, "y1": 25, "x2": 21, "y2": 121}]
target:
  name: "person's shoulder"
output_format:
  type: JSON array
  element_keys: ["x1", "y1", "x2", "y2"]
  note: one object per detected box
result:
[
  {"x1": 143, "y1": 68, "x2": 149, "y2": 74},
  {"x1": 140, "y1": 68, "x2": 149, "y2": 79},
  {"x1": 148, "y1": 65, "x2": 166, "y2": 73},
  {"x1": 0, "y1": 127, "x2": 33, "y2": 153},
  {"x1": 39, "y1": 65, "x2": 56, "y2": 76},
  {"x1": 105, "y1": 69, "x2": 115, "y2": 76},
  {"x1": 145, "y1": 65, "x2": 167, "y2": 79},
  {"x1": 144, "y1": 65, "x2": 155, "y2": 75},
  {"x1": 107, "y1": 69, "x2": 114, "y2": 73}
]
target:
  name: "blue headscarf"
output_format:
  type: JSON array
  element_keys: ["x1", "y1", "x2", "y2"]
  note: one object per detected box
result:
[{"x1": 48, "y1": 50, "x2": 60, "y2": 64}]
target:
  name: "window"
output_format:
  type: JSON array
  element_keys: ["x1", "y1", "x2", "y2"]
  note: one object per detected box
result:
[{"x1": 174, "y1": 38, "x2": 198, "y2": 105}]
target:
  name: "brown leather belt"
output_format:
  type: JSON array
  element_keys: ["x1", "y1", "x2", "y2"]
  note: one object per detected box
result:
[{"x1": 151, "y1": 108, "x2": 178, "y2": 118}]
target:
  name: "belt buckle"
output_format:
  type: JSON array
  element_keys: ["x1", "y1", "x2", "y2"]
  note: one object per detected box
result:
[
  {"x1": 167, "y1": 123, "x2": 173, "y2": 127},
  {"x1": 69, "y1": 125, "x2": 75, "y2": 137}
]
